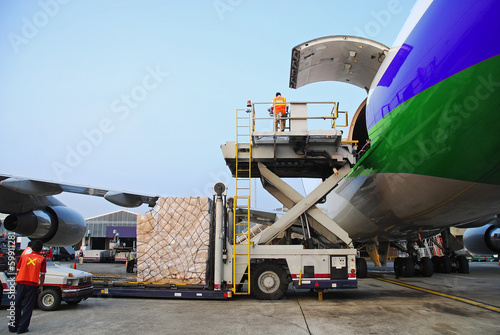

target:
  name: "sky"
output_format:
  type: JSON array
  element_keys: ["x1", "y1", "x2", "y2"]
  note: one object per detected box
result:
[{"x1": 0, "y1": 0, "x2": 416, "y2": 218}]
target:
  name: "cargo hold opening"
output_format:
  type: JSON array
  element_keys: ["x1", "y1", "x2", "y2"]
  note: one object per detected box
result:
[{"x1": 348, "y1": 99, "x2": 369, "y2": 156}]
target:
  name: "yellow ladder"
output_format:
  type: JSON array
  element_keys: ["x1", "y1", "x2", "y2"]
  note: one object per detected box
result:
[{"x1": 233, "y1": 108, "x2": 252, "y2": 295}]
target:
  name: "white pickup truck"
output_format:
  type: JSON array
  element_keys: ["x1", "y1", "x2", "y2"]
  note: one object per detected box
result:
[{"x1": 1, "y1": 257, "x2": 93, "y2": 311}]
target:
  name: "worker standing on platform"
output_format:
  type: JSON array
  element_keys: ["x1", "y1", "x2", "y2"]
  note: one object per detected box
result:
[
  {"x1": 270, "y1": 92, "x2": 288, "y2": 132},
  {"x1": 9, "y1": 240, "x2": 46, "y2": 334}
]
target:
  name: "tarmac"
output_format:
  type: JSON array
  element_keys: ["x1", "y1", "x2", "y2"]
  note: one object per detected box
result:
[{"x1": 1, "y1": 261, "x2": 500, "y2": 335}]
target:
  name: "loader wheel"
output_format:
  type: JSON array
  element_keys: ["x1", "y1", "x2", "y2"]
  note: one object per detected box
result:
[
  {"x1": 251, "y1": 263, "x2": 289, "y2": 300},
  {"x1": 356, "y1": 258, "x2": 368, "y2": 278},
  {"x1": 38, "y1": 288, "x2": 62, "y2": 311}
]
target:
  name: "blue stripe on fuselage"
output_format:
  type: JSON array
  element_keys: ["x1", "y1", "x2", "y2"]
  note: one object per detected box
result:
[{"x1": 366, "y1": 0, "x2": 500, "y2": 131}]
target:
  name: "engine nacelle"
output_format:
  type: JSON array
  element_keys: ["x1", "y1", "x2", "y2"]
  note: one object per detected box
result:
[
  {"x1": 3, "y1": 206, "x2": 86, "y2": 246},
  {"x1": 463, "y1": 222, "x2": 500, "y2": 256}
]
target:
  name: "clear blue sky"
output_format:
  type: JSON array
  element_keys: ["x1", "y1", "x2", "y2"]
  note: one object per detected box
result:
[{"x1": 0, "y1": 0, "x2": 416, "y2": 218}]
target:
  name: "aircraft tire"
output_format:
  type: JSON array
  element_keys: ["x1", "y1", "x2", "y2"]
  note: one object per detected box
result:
[
  {"x1": 394, "y1": 257, "x2": 404, "y2": 277},
  {"x1": 401, "y1": 258, "x2": 415, "y2": 277},
  {"x1": 440, "y1": 256, "x2": 452, "y2": 274},
  {"x1": 38, "y1": 288, "x2": 62, "y2": 311},
  {"x1": 251, "y1": 262, "x2": 288, "y2": 300},
  {"x1": 456, "y1": 255, "x2": 469, "y2": 274},
  {"x1": 431, "y1": 256, "x2": 441, "y2": 273},
  {"x1": 356, "y1": 258, "x2": 368, "y2": 278},
  {"x1": 419, "y1": 257, "x2": 433, "y2": 277}
]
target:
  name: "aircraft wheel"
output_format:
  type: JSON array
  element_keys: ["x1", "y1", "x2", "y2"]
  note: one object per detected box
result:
[
  {"x1": 356, "y1": 258, "x2": 368, "y2": 278},
  {"x1": 38, "y1": 288, "x2": 62, "y2": 311},
  {"x1": 431, "y1": 256, "x2": 441, "y2": 273},
  {"x1": 394, "y1": 257, "x2": 404, "y2": 277},
  {"x1": 401, "y1": 258, "x2": 415, "y2": 277},
  {"x1": 456, "y1": 255, "x2": 469, "y2": 274},
  {"x1": 440, "y1": 256, "x2": 452, "y2": 274},
  {"x1": 419, "y1": 257, "x2": 434, "y2": 277},
  {"x1": 251, "y1": 262, "x2": 288, "y2": 300}
]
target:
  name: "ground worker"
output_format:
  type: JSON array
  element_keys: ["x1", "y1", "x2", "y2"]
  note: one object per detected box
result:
[
  {"x1": 126, "y1": 250, "x2": 136, "y2": 273},
  {"x1": 79, "y1": 249, "x2": 85, "y2": 264},
  {"x1": 270, "y1": 92, "x2": 288, "y2": 131},
  {"x1": 10, "y1": 239, "x2": 46, "y2": 334},
  {"x1": 21, "y1": 241, "x2": 32, "y2": 256}
]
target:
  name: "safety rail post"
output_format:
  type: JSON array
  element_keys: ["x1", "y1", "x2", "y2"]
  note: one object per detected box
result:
[{"x1": 233, "y1": 108, "x2": 252, "y2": 295}]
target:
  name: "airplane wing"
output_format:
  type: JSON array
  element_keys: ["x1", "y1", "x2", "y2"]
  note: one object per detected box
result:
[
  {"x1": 289, "y1": 35, "x2": 389, "y2": 92},
  {"x1": 0, "y1": 174, "x2": 159, "y2": 246},
  {"x1": 0, "y1": 174, "x2": 158, "y2": 210}
]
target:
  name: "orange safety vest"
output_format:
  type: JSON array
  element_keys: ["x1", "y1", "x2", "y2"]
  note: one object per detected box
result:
[
  {"x1": 16, "y1": 253, "x2": 45, "y2": 284},
  {"x1": 21, "y1": 247, "x2": 32, "y2": 256},
  {"x1": 272, "y1": 96, "x2": 287, "y2": 114}
]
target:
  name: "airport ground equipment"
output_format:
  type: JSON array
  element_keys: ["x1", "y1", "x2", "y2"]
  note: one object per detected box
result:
[
  {"x1": 1, "y1": 259, "x2": 93, "y2": 311},
  {"x1": 94, "y1": 101, "x2": 358, "y2": 300}
]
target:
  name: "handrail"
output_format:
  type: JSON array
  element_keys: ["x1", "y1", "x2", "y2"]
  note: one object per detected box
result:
[{"x1": 248, "y1": 101, "x2": 348, "y2": 131}]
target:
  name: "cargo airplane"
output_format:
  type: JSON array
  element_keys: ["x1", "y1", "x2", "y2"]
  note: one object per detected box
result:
[
  {"x1": 1, "y1": 0, "x2": 499, "y2": 279},
  {"x1": 285, "y1": 0, "x2": 500, "y2": 276}
]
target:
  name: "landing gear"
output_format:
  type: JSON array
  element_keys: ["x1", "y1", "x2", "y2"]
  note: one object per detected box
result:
[
  {"x1": 456, "y1": 255, "x2": 469, "y2": 274},
  {"x1": 394, "y1": 257, "x2": 419, "y2": 277},
  {"x1": 393, "y1": 228, "x2": 470, "y2": 278},
  {"x1": 392, "y1": 242, "x2": 433, "y2": 278},
  {"x1": 432, "y1": 229, "x2": 470, "y2": 274},
  {"x1": 418, "y1": 257, "x2": 433, "y2": 277},
  {"x1": 433, "y1": 255, "x2": 469, "y2": 274}
]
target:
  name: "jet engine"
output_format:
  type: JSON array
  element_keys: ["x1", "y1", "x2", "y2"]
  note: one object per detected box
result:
[
  {"x1": 3, "y1": 206, "x2": 86, "y2": 246},
  {"x1": 463, "y1": 221, "x2": 500, "y2": 256}
]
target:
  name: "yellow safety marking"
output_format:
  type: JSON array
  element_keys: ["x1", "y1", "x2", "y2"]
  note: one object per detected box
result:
[
  {"x1": 375, "y1": 277, "x2": 500, "y2": 313},
  {"x1": 27, "y1": 258, "x2": 36, "y2": 266}
]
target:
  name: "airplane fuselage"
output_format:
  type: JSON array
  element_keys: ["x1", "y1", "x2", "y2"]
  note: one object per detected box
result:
[{"x1": 328, "y1": 0, "x2": 500, "y2": 242}]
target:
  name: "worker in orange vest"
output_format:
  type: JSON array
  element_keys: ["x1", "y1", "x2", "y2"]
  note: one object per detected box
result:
[
  {"x1": 9, "y1": 240, "x2": 46, "y2": 334},
  {"x1": 21, "y1": 241, "x2": 33, "y2": 257},
  {"x1": 270, "y1": 92, "x2": 288, "y2": 132}
]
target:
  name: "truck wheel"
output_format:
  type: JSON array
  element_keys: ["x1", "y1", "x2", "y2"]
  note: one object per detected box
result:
[
  {"x1": 356, "y1": 258, "x2": 368, "y2": 278},
  {"x1": 38, "y1": 288, "x2": 62, "y2": 311},
  {"x1": 251, "y1": 263, "x2": 288, "y2": 300}
]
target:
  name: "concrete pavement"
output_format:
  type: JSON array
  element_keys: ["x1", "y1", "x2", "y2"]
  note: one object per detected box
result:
[{"x1": 2, "y1": 262, "x2": 500, "y2": 334}]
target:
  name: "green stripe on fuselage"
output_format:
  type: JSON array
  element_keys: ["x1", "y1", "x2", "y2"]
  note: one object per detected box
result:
[{"x1": 350, "y1": 55, "x2": 500, "y2": 185}]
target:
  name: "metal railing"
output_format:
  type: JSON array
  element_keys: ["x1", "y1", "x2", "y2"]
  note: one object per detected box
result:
[{"x1": 246, "y1": 101, "x2": 349, "y2": 133}]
